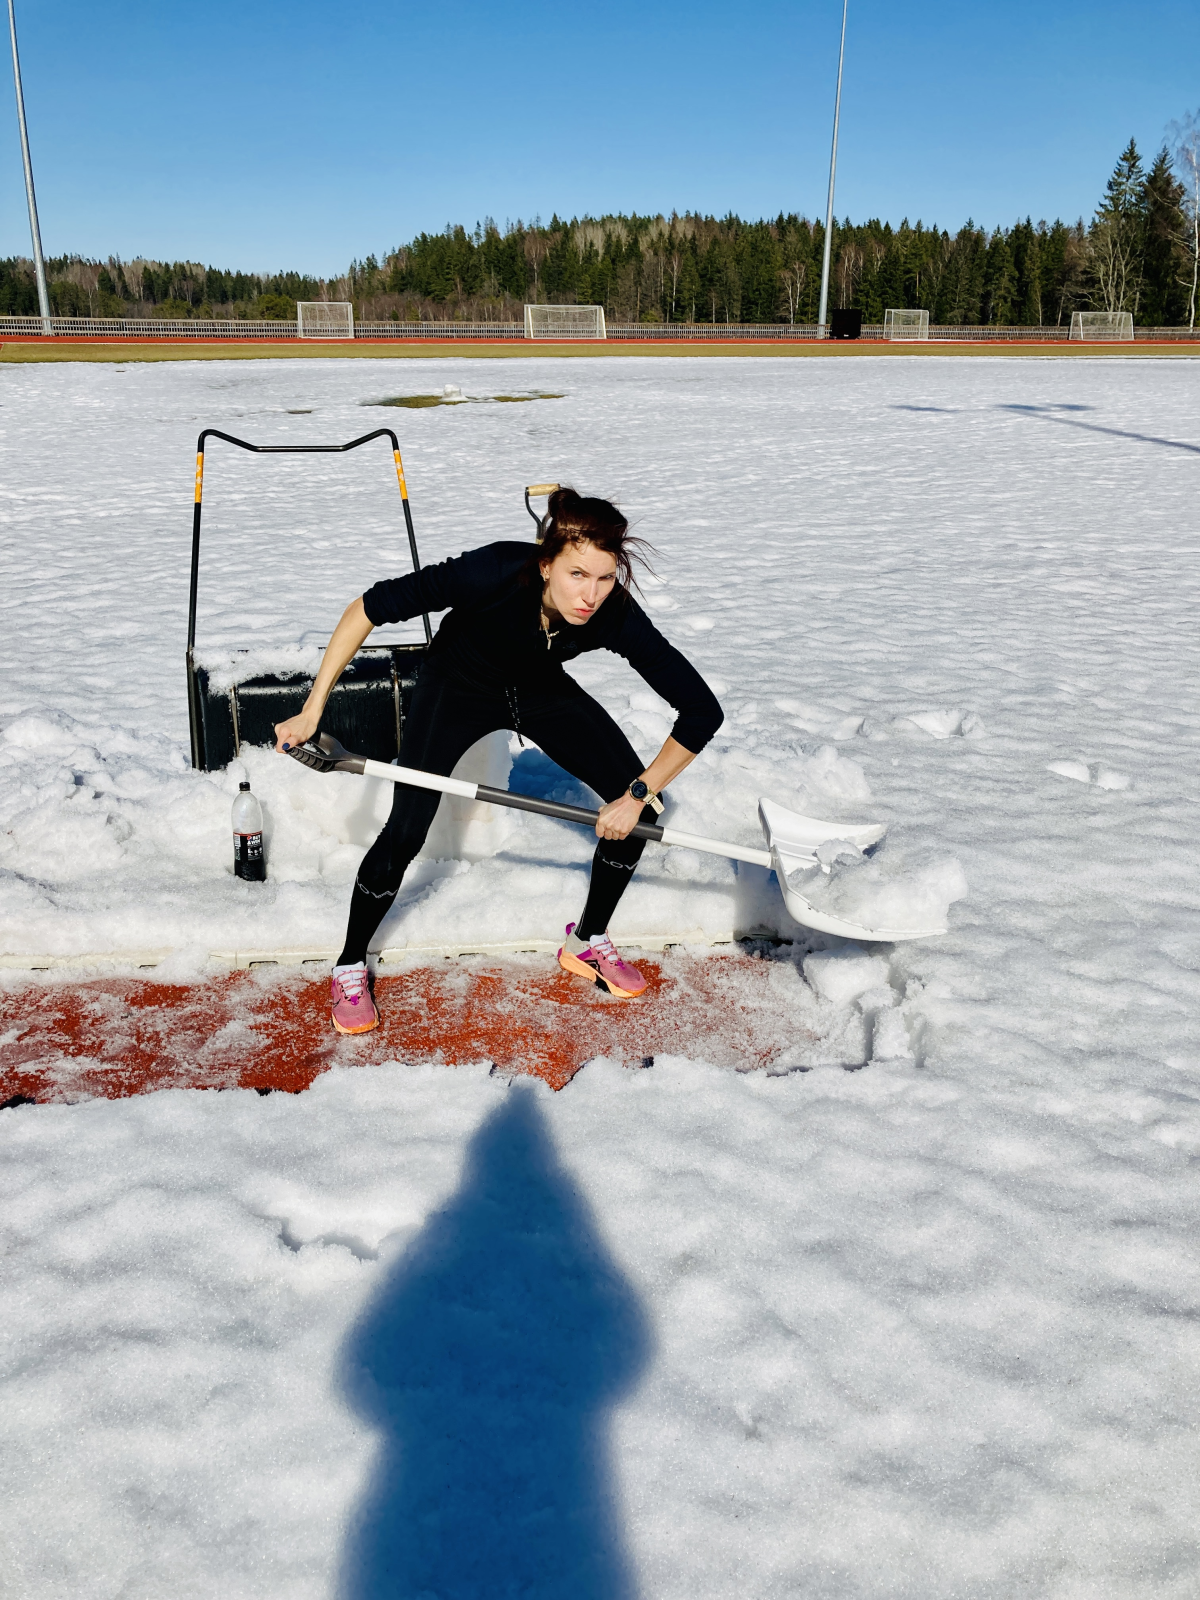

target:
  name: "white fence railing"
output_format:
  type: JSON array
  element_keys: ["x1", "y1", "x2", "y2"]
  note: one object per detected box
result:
[{"x1": 0, "y1": 316, "x2": 1196, "y2": 342}]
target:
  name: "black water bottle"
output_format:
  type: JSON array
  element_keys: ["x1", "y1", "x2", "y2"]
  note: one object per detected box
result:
[{"x1": 232, "y1": 781, "x2": 266, "y2": 881}]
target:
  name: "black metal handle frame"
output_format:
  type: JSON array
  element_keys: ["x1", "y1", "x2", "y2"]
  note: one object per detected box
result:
[{"x1": 186, "y1": 426, "x2": 433, "y2": 769}]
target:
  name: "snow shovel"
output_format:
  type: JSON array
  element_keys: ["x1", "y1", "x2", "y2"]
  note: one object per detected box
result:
[{"x1": 283, "y1": 735, "x2": 946, "y2": 942}]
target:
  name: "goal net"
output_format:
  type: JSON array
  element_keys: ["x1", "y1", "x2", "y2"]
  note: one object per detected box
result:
[
  {"x1": 1069, "y1": 310, "x2": 1134, "y2": 342},
  {"x1": 883, "y1": 308, "x2": 930, "y2": 341},
  {"x1": 296, "y1": 302, "x2": 355, "y2": 339},
  {"x1": 524, "y1": 304, "x2": 606, "y2": 340}
]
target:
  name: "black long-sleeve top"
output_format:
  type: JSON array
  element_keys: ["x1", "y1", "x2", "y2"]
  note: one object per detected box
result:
[{"x1": 363, "y1": 541, "x2": 724, "y2": 754}]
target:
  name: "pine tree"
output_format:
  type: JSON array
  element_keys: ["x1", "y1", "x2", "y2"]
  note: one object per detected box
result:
[
  {"x1": 1089, "y1": 139, "x2": 1147, "y2": 313},
  {"x1": 1139, "y1": 148, "x2": 1187, "y2": 325},
  {"x1": 982, "y1": 230, "x2": 1017, "y2": 324},
  {"x1": 1100, "y1": 139, "x2": 1146, "y2": 220},
  {"x1": 1009, "y1": 219, "x2": 1043, "y2": 325}
]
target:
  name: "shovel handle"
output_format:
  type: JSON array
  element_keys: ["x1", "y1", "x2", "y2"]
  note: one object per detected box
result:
[{"x1": 357, "y1": 757, "x2": 772, "y2": 866}]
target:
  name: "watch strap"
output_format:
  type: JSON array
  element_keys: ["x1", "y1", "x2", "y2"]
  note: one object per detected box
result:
[{"x1": 629, "y1": 781, "x2": 665, "y2": 815}]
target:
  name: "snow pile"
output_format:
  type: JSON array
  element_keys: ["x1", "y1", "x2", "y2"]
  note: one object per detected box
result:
[
  {"x1": 894, "y1": 707, "x2": 986, "y2": 739},
  {"x1": 1048, "y1": 757, "x2": 1132, "y2": 790},
  {"x1": 787, "y1": 846, "x2": 969, "y2": 935}
]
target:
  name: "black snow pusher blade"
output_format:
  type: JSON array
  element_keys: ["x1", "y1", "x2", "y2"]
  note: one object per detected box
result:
[{"x1": 185, "y1": 427, "x2": 432, "y2": 773}]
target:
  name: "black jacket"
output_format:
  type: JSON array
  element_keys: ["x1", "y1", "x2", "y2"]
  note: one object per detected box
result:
[{"x1": 363, "y1": 541, "x2": 723, "y2": 754}]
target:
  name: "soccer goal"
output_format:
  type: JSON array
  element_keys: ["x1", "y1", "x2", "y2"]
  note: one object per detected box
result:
[
  {"x1": 883, "y1": 308, "x2": 930, "y2": 341},
  {"x1": 296, "y1": 302, "x2": 355, "y2": 339},
  {"x1": 1069, "y1": 310, "x2": 1134, "y2": 342},
  {"x1": 524, "y1": 304, "x2": 606, "y2": 340}
]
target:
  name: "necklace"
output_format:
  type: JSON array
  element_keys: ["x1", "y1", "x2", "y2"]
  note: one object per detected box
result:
[{"x1": 540, "y1": 600, "x2": 560, "y2": 651}]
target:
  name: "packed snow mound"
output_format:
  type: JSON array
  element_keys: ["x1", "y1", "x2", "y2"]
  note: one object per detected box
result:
[
  {"x1": 894, "y1": 708, "x2": 986, "y2": 739},
  {"x1": 791, "y1": 742, "x2": 873, "y2": 802},
  {"x1": 787, "y1": 847, "x2": 968, "y2": 935},
  {"x1": 1048, "y1": 758, "x2": 1132, "y2": 790},
  {"x1": 0, "y1": 713, "x2": 518, "y2": 956},
  {"x1": 0, "y1": 708, "x2": 787, "y2": 957},
  {"x1": 801, "y1": 949, "x2": 890, "y2": 1007}
]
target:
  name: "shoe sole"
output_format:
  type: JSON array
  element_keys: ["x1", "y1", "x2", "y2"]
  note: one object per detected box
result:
[
  {"x1": 331, "y1": 1010, "x2": 380, "y2": 1035},
  {"x1": 558, "y1": 949, "x2": 647, "y2": 1000}
]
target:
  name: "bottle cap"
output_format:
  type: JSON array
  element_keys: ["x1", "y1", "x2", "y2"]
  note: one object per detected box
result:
[{"x1": 239, "y1": 781, "x2": 250, "y2": 791}]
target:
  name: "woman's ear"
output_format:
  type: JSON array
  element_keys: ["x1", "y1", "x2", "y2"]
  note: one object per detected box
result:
[{"x1": 539, "y1": 563, "x2": 550, "y2": 582}]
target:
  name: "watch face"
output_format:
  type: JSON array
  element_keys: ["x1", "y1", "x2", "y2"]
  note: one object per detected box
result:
[{"x1": 630, "y1": 780, "x2": 648, "y2": 800}]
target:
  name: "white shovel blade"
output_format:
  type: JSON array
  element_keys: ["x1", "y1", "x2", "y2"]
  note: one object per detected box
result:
[
  {"x1": 759, "y1": 798, "x2": 946, "y2": 943},
  {"x1": 758, "y1": 797, "x2": 887, "y2": 863}
]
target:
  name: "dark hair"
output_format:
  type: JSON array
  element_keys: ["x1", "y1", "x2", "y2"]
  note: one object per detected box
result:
[{"x1": 532, "y1": 486, "x2": 654, "y2": 592}]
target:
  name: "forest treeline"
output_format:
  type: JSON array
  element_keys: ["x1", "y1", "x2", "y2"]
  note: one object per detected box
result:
[{"x1": 1, "y1": 136, "x2": 1196, "y2": 327}]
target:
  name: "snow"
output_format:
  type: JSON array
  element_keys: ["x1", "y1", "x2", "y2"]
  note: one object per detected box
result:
[{"x1": 3, "y1": 355, "x2": 1200, "y2": 1595}]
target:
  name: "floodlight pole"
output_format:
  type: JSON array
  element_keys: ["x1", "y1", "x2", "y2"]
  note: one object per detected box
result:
[
  {"x1": 7, "y1": 0, "x2": 52, "y2": 336},
  {"x1": 817, "y1": 0, "x2": 848, "y2": 334}
]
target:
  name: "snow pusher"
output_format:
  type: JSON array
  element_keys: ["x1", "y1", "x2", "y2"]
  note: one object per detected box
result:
[
  {"x1": 284, "y1": 734, "x2": 946, "y2": 942},
  {"x1": 186, "y1": 427, "x2": 433, "y2": 772}
]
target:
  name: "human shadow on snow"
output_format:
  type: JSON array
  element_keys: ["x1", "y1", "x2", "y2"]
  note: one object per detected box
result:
[{"x1": 336, "y1": 1085, "x2": 652, "y2": 1600}]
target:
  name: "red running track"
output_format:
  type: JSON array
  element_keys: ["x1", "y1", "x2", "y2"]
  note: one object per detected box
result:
[{"x1": 1, "y1": 950, "x2": 812, "y2": 1103}]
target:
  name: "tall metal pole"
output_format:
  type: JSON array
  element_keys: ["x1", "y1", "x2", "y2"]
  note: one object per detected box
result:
[
  {"x1": 7, "y1": 0, "x2": 52, "y2": 336},
  {"x1": 817, "y1": 0, "x2": 848, "y2": 333}
]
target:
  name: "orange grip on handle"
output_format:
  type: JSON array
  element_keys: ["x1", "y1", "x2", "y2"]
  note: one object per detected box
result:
[
  {"x1": 194, "y1": 453, "x2": 204, "y2": 503},
  {"x1": 525, "y1": 482, "x2": 560, "y2": 497}
]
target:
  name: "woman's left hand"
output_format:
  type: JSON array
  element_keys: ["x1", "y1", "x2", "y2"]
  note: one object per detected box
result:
[{"x1": 595, "y1": 793, "x2": 647, "y2": 841}]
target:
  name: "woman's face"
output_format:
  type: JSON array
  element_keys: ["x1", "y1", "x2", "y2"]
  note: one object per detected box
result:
[{"x1": 540, "y1": 540, "x2": 618, "y2": 625}]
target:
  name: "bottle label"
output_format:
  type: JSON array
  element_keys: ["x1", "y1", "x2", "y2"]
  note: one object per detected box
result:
[{"x1": 234, "y1": 830, "x2": 266, "y2": 881}]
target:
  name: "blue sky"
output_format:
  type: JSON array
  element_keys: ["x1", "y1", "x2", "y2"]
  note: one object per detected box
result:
[{"x1": 2, "y1": 0, "x2": 1198, "y2": 275}]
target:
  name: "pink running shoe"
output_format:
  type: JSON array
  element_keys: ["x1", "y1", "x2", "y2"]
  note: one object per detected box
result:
[
  {"x1": 330, "y1": 963, "x2": 379, "y2": 1035},
  {"x1": 558, "y1": 922, "x2": 648, "y2": 999}
]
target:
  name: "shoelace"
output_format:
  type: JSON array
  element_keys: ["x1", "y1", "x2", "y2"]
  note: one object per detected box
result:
[
  {"x1": 336, "y1": 967, "x2": 369, "y2": 1002},
  {"x1": 588, "y1": 934, "x2": 626, "y2": 968}
]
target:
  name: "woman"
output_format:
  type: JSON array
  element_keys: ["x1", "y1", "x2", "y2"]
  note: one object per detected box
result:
[{"x1": 274, "y1": 488, "x2": 723, "y2": 1035}]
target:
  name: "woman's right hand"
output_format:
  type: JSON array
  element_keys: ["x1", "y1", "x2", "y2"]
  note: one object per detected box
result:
[{"x1": 274, "y1": 708, "x2": 321, "y2": 752}]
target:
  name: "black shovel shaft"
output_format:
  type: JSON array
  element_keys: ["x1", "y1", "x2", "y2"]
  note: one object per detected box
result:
[
  {"x1": 473, "y1": 783, "x2": 666, "y2": 844},
  {"x1": 351, "y1": 750, "x2": 672, "y2": 843}
]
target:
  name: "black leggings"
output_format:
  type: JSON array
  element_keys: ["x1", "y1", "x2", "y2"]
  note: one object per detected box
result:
[{"x1": 336, "y1": 662, "x2": 657, "y2": 965}]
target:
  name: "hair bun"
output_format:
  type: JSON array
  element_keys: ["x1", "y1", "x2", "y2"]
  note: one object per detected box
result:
[
  {"x1": 532, "y1": 485, "x2": 652, "y2": 593},
  {"x1": 547, "y1": 486, "x2": 581, "y2": 519}
]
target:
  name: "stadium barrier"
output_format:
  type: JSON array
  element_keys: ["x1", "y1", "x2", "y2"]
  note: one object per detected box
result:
[{"x1": 0, "y1": 316, "x2": 1196, "y2": 342}]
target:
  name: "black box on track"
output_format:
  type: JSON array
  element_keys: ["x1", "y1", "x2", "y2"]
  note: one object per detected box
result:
[{"x1": 188, "y1": 643, "x2": 427, "y2": 773}]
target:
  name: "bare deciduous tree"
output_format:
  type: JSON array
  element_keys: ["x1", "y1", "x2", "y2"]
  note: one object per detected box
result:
[
  {"x1": 835, "y1": 243, "x2": 863, "y2": 309},
  {"x1": 1168, "y1": 111, "x2": 1200, "y2": 331},
  {"x1": 779, "y1": 260, "x2": 807, "y2": 323},
  {"x1": 1089, "y1": 217, "x2": 1142, "y2": 313},
  {"x1": 523, "y1": 233, "x2": 549, "y2": 300},
  {"x1": 667, "y1": 250, "x2": 683, "y2": 320}
]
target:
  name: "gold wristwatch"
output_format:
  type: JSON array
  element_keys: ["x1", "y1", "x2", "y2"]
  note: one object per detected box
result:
[{"x1": 628, "y1": 778, "x2": 665, "y2": 815}]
